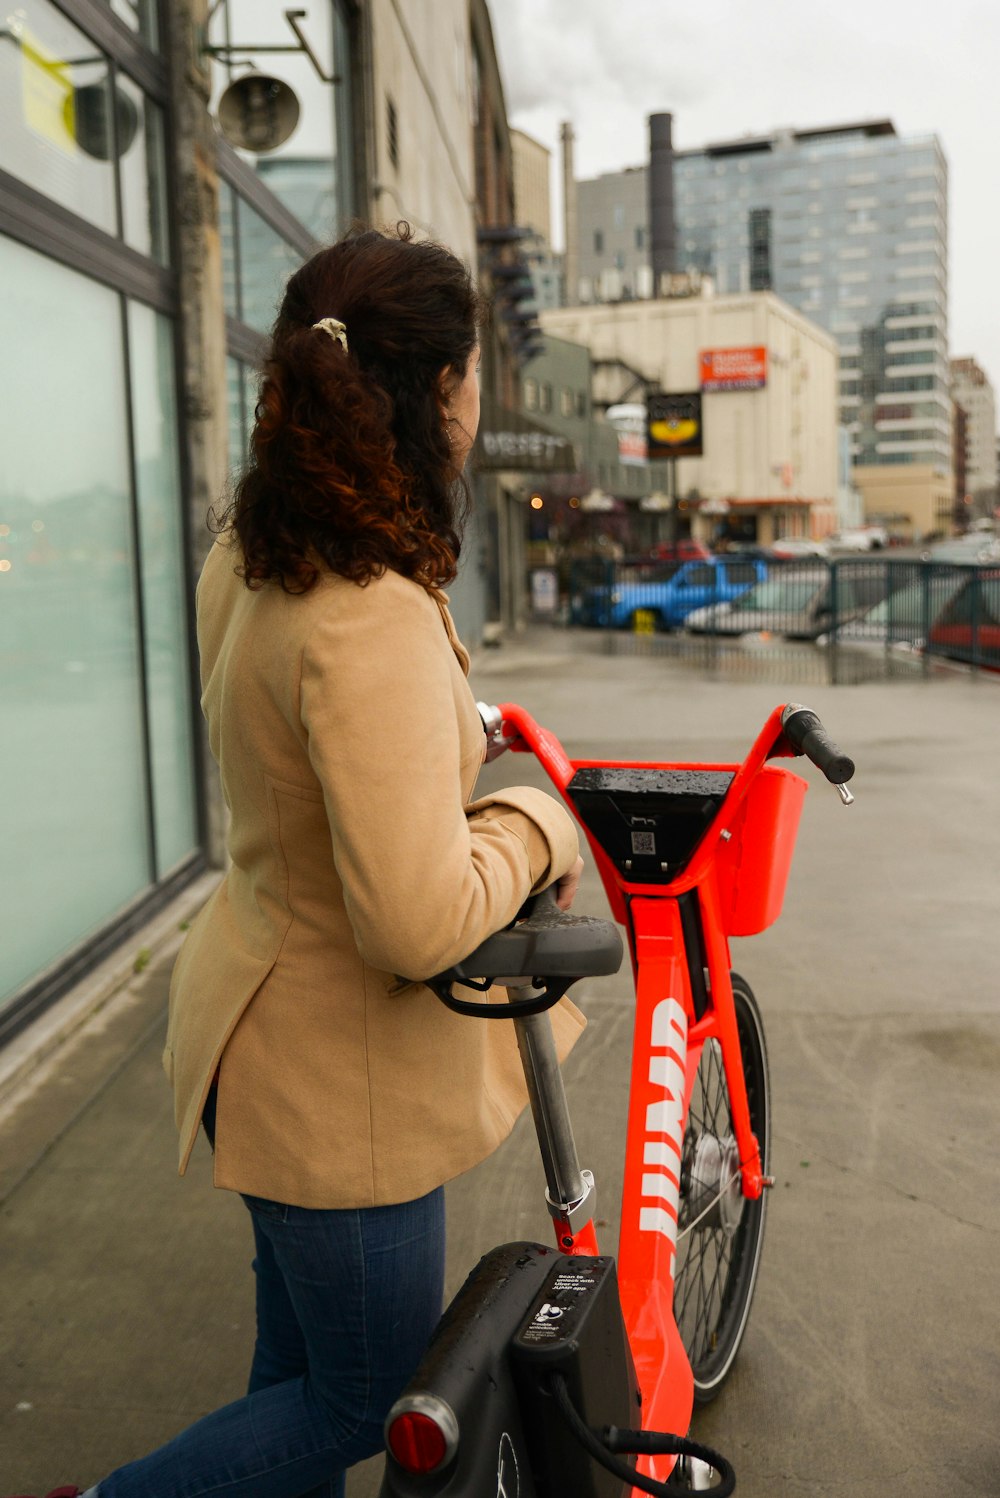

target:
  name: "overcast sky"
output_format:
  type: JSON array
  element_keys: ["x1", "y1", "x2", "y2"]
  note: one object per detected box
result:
[{"x1": 488, "y1": 0, "x2": 1000, "y2": 395}]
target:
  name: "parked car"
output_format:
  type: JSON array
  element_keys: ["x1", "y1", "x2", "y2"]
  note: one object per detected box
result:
[
  {"x1": 823, "y1": 572, "x2": 970, "y2": 649},
  {"x1": 769, "y1": 536, "x2": 829, "y2": 559},
  {"x1": 648, "y1": 538, "x2": 712, "y2": 562},
  {"x1": 921, "y1": 534, "x2": 1000, "y2": 564},
  {"x1": 685, "y1": 564, "x2": 888, "y2": 641},
  {"x1": 829, "y1": 525, "x2": 889, "y2": 552},
  {"x1": 579, "y1": 556, "x2": 767, "y2": 630},
  {"x1": 926, "y1": 569, "x2": 1000, "y2": 669}
]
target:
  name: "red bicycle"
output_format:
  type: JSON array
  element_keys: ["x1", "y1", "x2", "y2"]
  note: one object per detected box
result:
[{"x1": 381, "y1": 702, "x2": 854, "y2": 1497}]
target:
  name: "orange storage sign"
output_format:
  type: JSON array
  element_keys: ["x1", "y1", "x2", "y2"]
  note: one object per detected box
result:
[{"x1": 700, "y1": 346, "x2": 768, "y2": 392}]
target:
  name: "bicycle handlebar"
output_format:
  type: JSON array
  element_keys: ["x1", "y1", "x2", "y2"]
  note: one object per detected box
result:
[
  {"x1": 477, "y1": 700, "x2": 518, "y2": 762},
  {"x1": 472, "y1": 697, "x2": 854, "y2": 918},
  {"x1": 780, "y1": 704, "x2": 855, "y2": 785},
  {"x1": 480, "y1": 698, "x2": 856, "y2": 791}
]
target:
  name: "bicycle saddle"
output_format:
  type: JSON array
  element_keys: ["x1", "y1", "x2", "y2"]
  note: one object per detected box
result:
[{"x1": 427, "y1": 886, "x2": 624, "y2": 1019}]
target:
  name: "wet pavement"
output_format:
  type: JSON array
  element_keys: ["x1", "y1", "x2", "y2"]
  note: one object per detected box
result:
[{"x1": 3, "y1": 629, "x2": 999, "y2": 1496}]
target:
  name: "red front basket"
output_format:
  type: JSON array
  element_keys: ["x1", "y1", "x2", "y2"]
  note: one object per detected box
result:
[{"x1": 714, "y1": 765, "x2": 807, "y2": 936}]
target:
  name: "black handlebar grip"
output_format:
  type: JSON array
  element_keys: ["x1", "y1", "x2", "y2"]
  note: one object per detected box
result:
[{"x1": 781, "y1": 705, "x2": 855, "y2": 785}]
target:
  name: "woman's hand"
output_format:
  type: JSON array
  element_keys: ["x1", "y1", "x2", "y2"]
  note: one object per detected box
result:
[{"x1": 554, "y1": 855, "x2": 584, "y2": 912}]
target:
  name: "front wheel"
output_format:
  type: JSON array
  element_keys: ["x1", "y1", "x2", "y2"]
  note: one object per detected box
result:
[{"x1": 673, "y1": 973, "x2": 770, "y2": 1402}]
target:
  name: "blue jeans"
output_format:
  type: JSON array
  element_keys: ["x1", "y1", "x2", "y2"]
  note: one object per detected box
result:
[{"x1": 98, "y1": 1106, "x2": 445, "y2": 1498}]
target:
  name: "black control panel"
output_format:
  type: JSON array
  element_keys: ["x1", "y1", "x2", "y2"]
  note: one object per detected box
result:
[{"x1": 568, "y1": 766, "x2": 734, "y2": 882}]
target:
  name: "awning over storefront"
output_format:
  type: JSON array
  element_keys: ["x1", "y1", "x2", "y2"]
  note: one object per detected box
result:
[
  {"x1": 475, "y1": 394, "x2": 576, "y2": 473},
  {"x1": 712, "y1": 496, "x2": 812, "y2": 507}
]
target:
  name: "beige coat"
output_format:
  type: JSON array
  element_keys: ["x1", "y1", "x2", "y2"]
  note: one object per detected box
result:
[{"x1": 165, "y1": 540, "x2": 583, "y2": 1208}]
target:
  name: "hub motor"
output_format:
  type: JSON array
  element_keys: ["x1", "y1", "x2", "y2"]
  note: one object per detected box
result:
[{"x1": 684, "y1": 1130, "x2": 744, "y2": 1237}]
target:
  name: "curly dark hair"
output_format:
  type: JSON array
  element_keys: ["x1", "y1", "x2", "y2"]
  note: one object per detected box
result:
[{"x1": 217, "y1": 224, "x2": 484, "y2": 594}]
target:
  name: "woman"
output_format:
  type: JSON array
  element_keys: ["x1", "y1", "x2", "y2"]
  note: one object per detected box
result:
[{"x1": 50, "y1": 225, "x2": 583, "y2": 1498}]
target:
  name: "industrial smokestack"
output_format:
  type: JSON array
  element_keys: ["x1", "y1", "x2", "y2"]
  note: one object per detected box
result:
[
  {"x1": 561, "y1": 121, "x2": 578, "y2": 306},
  {"x1": 648, "y1": 112, "x2": 676, "y2": 295}
]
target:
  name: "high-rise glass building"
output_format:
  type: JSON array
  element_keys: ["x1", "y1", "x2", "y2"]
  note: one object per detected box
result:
[
  {"x1": 575, "y1": 121, "x2": 951, "y2": 527},
  {"x1": 671, "y1": 122, "x2": 949, "y2": 478}
]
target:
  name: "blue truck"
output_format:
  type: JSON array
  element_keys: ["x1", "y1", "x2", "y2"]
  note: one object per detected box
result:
[{"x1": 578, "y1": 556, "x2": 768, "y2": 630}]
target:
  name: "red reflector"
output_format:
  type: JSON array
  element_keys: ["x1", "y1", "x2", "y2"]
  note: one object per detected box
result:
[{"x1": 387, "y1": 1411, "x2": 449, "y2": 1474}]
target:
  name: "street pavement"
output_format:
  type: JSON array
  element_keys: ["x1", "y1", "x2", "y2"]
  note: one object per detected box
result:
[{"x1": 3, "y1": 630, "x2": 999, "y2": 1496}]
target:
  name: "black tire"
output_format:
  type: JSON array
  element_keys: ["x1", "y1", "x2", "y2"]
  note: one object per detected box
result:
[{"x1": 673, "y1": 973, "x2": 770, "y2": 1402}]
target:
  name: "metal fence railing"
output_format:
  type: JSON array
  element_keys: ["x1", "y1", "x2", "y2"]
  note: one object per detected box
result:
[{"x1": 563, "y1": 557, "x2": 1000, "y2": 680}]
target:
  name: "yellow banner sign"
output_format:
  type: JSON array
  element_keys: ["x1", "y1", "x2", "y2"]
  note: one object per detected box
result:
[{"x1": 21, "y1": 27, "x2": 76, "y2": 154}]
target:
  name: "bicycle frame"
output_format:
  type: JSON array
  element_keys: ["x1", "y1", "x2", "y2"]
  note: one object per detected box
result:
[{"x1": 497, "y1": 701, "x2": 809, "y2": 1484}]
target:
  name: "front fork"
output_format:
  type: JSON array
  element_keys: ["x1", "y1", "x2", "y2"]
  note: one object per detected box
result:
[
  {"x1": 625, "y1": 887, "x2": 767, "y2": 1205},
  {"x1": 695, "y1": 874, "x2": 771, "y2": 1199}
]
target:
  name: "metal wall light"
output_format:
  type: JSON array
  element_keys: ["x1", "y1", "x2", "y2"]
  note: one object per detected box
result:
[
  {"x1": 202, "y1": 7, "x2": 339, "y2": 84},
  {"x1": 202, "y1": 7, "x2": 339, "y2": 153}
]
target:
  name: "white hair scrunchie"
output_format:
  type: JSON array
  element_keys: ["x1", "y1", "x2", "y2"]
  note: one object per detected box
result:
[{"x1": 312, "y1": 317, "x2": 348, "y2": 353}]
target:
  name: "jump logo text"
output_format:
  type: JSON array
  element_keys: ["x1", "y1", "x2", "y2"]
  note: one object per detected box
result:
[{"x1": 638, "y1": 996, "x2": 688, "y2": 1253}]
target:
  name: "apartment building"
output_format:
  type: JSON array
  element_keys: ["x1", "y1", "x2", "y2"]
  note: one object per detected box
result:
[{"x1": 575, "y1": 117, "x2": 952, "y2": 536}]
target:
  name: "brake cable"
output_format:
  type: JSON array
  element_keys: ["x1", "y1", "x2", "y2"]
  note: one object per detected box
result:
[{"x1": 547, "y1": 1371, "x2": 735, "y2": 1497}]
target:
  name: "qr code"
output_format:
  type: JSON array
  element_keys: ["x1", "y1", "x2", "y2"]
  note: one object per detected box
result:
[{"x1": 631, "y1": 830, "x2": 656, "y2": 855}]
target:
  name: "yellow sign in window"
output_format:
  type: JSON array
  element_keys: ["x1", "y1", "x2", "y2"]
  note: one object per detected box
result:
[{"x1": 20, "y1": 27, "x2": 75, "y2": 154}]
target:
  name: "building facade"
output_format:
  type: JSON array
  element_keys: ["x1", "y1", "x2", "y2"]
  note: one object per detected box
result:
[
  {"x1": 540, "y1": 291, "x2": 839, "y2": 545},
  {"x1": 467, "y1": 0, "x2": 559, "y2": 641},
  {"x1": 952, "y1": 400, "x2": 969, "y2": 522},
  {"x1": 576, "y1": 164, "x2": 649, "y2": 303},
  {"x1": 950, "y1": 357, "x2": 998, "y2": 516},
  {"x1": 520, "y1": 333, "x2": 674, "y2": 552},
  {"x1": 510, "y1": 126, "x2": 551, "y2": 246},
  {"x1": 510, "y1": 125, "x2": 563, "y2": 311},
  {"x1": 574, "y1": 118, "x2": 951, "y2": 537},
  {"x1": 0, "y1": 0, "x2": 536, "y2": 1043}
]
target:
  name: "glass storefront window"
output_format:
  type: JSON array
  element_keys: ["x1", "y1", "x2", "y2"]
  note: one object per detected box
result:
[
  {"x1": 236, "y1": 194, "x2": 300, "y2": 332},
  {"x1": 220, "y1": 183, "x2": 302, "y2": 333},
  {"x1": 127, "y1": 301, "x2": 197, "y2": 874},
  {"x1": 254, "y1": 158, "x2": 339, "y2": 243},
  {"x1": 118, "y1": 80, "x2": 170, "y2": 264},
  {"x1": 0, "y1": 236, "x2": 151, "y2": 1010},
  {"x1": 0, "y1": 0, "x2": 117, "y2": 236}
]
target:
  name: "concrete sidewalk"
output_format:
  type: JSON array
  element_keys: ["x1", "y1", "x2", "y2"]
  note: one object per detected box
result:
[{"x1": 3, "y1": 632, "x2": 1000, "y2": 1496}]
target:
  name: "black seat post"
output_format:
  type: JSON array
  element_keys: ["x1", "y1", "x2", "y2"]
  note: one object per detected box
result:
[
  {"x1": 512, "y1": 996, "x2": 594, "y2": 1235},
  {"x1": 426, "y1": 887, "x2": 621, "y2": 1239}
]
